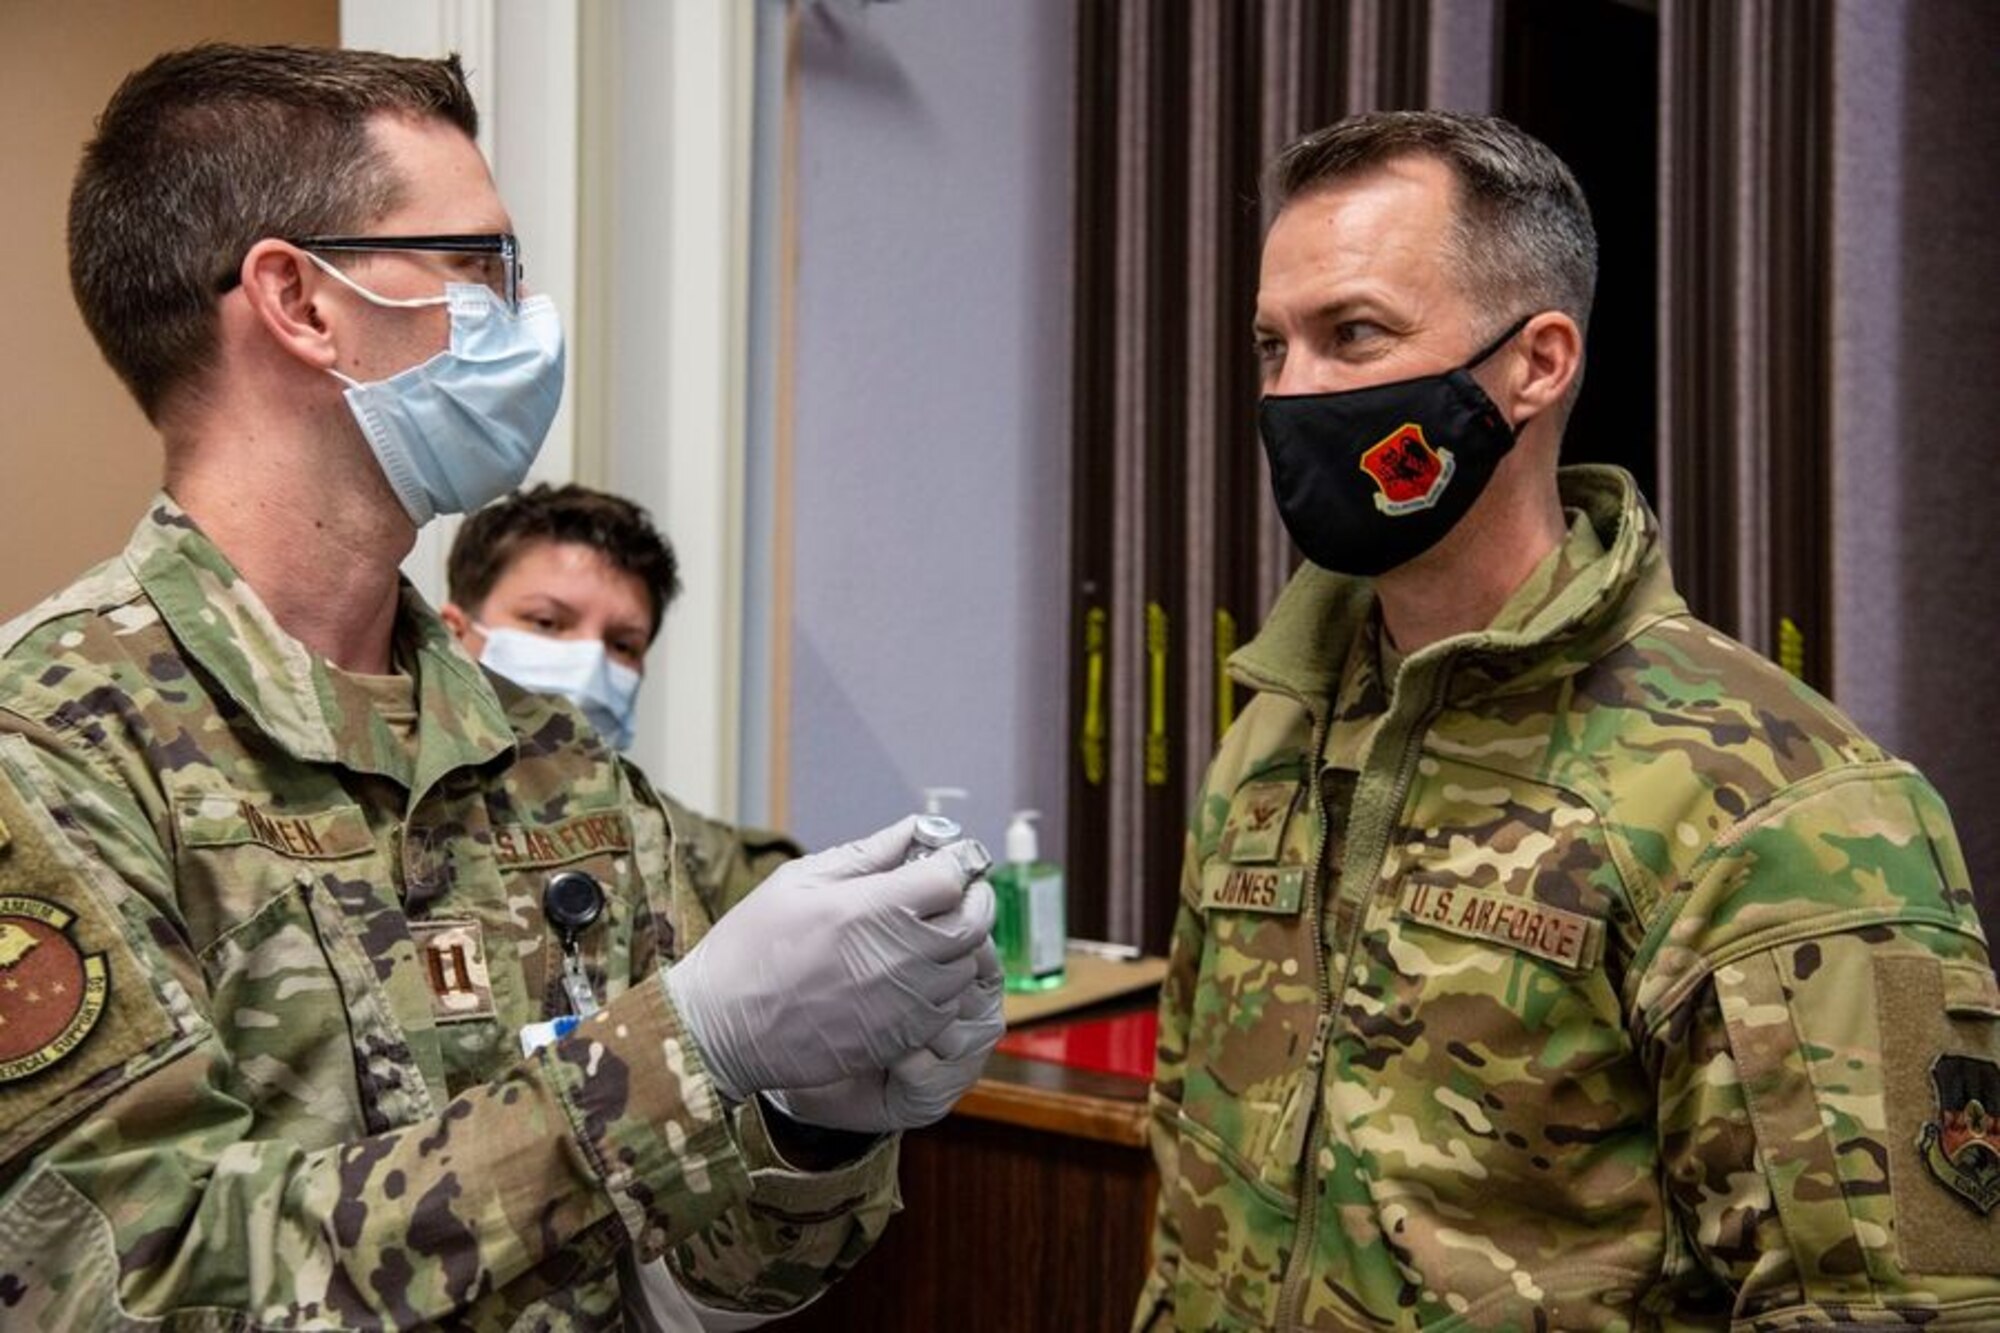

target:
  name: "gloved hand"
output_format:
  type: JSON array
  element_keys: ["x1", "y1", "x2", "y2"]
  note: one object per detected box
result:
[
  {"x1": 665, "y1": 817, "x2": 995, "y2": 1102},
  {"x1": 766, "y1": 935, "x2": 1005, "y2": 1132}
]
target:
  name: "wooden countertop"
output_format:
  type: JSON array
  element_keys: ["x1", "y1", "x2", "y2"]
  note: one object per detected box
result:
[{"x1": 953, "y1": 1050, "x2": 1152, "y2": 1148}]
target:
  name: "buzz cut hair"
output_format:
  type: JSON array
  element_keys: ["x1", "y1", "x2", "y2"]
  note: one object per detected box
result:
[{"x1": 68, "y1": 43, "x2": 478, "y2": 422}]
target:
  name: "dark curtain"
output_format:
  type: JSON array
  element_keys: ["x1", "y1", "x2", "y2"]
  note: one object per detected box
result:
[
  {"x1": 1659, "y1": 0, "x2": 1834, "y2": 687},
  {"x1": 1066, "y1": 0, "x2": 1437, "y2": 953}
]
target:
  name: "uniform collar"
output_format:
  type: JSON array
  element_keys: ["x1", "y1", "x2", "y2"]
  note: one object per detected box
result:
[
  {"x1": 124, "y1": 495, "x2": 516, "y2": 788},
  {"x1": 1230, "y1": 465, "x2": 1686, "y2": 710}
]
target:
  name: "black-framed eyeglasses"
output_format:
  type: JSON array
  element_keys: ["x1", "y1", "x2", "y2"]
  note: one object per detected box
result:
[{"x1": 219, "y1": 233, "x2": 522, "y2": 311}]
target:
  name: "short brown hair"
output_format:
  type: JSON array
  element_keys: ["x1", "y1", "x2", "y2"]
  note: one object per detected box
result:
[
  {"x1": 448, "y1": 485, "x2": 683, "y2": 645},
  {"x1": 1270, "y1": 110, "x2": 1598, "y2": 338},
  {"x1": 68, "y1": 44, "x2": 478, "y2": 421}
]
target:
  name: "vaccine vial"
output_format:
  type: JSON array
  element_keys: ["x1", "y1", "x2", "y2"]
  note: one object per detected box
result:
[{"x1": 906, "y1": 813, "x2": 963, "y2": 862}]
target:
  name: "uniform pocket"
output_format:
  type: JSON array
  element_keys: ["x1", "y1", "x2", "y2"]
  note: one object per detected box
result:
[
  {"x1": 1171, "y1": 769, "x2": 1324, "y2": 1329},
  {"x1": 0, "y1": 738, "x2": 191, "y2": 1166},
  {"x1": 1165, "y1": 1109, "x2": 1300, "y2": 1329},
  {"x1": 489, "y1": 808, "x2": 640, "y2": 1020},
  {"x1": 171, "y1": 791, "x2": 374, "y2": 953},
  {"x1": 1329, "y1": 769, "x2": 1655, "y2": 1311},
  {"x1": 175, "y1": 793, "x2": 440, "y2": 1137},
  {"x1": 202, "y1": 875, "x2": 445, "y2": 1139},
  {"x1": 1181, "y1": 766, "x2": 1322, "y2": 1199}
]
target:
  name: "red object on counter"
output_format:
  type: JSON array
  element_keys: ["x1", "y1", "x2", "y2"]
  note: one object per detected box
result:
[{"x1": 995, "y1": 1008, "x2": 1159, "y2": 1081}]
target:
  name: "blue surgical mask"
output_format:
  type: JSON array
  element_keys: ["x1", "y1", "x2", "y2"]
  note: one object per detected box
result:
[
  {"x1": 476, "y1": 625, "x2": 641, "y2": 751},
  {"x1": 314, "y1": 256, "x2": 565, "y2": 526}
]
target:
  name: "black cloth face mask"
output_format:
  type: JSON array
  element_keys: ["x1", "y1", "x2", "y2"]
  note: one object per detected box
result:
[{"x1": 1257, "y1": 315, "x2": 1532, "y2": 577}]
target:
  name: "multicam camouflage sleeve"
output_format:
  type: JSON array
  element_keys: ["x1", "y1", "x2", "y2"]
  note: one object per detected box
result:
[
  {"x1": 0, "y1": 504, "x2": 901, "y2": 1329},
  {"x1": 0, "y1": 719, "x2": 750, "y2": 1329},
  {"x1": 623, "y1": 770, "x2": 903, "y2": 1321},
  {"x1": 1644, "y1": 765, "x2": 2000, "y2": 1324}
]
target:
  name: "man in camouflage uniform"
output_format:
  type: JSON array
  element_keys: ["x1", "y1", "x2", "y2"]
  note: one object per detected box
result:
[
  {"x1": 437, "y1": 482, "x2": 802, "y2": 910},
  {"x1": 1136, "y1": 111, "x2": 2000, "y2": 1330},
  {"x1": 0, "y1": 44, "x2": 1002, "y2": 1329}
]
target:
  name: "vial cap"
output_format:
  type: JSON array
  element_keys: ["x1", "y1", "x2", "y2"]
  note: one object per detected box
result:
[{"x1": 913, "y1": 813, "x2": 962, "y2": 849}]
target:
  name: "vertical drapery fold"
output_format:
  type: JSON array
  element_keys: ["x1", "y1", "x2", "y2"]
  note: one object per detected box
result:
[
  {"x1": 1068, "y1": 1, "x2": 1438, "y2": 952},
  {"x1": 1065, "y1": 0, "x2": 1120, "y2": 940},
  {"x1": 1660, "y1": 0, "x2": 1833, "y2": 684}
]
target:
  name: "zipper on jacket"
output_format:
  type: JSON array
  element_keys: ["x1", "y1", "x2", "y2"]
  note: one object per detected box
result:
[
  {"x1": 1329, "y1": 657, "x2": 1454, "y2": 993},
  {"x1": 1274, "y1": 706, "x2": 1336, "y2": 1329},
  {"x1": 1273, "y1": 654, "x2": 1453, "y2": 1330}
]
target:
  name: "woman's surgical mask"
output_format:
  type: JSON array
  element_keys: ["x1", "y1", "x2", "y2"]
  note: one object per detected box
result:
[
  {"x1": 312, "y1": 254, "x2": 565, "y2": 527},
  {"x1": 476, "y1": 625, "x2": 641, "y2": 751}
]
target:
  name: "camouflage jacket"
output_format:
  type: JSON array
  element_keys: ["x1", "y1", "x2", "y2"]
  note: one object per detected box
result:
[
  {"x1": 1137, "y1": 466, "x2": 2000, "y2": 1331},
  {"x1": 651, "y1": 792, "x2": 801, "y2": 927},
  {"x1": 0, "y1": 499, "x2": 898, "y2": 1330}
]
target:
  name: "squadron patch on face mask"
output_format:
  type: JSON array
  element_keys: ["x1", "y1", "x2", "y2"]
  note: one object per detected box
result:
[
  {"x1": 1920, "y1": 1053, "x2": 2000, "y2": 1215},
  {"x1": 1360, "y1": 423, "x2": 1455, "y2": 515},
  {"x1": 0, "y1": 896, "x2": 110, "y2": 1082}
]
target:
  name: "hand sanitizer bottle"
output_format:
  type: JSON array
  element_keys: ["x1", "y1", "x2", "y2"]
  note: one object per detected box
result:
[{"x1": 993, "y1": 810, "x2": 1066, "y2": 992}]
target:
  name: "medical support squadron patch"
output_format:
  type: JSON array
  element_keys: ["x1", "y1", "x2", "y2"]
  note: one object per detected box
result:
[
  {"x1": 1921, "y1": 1053, "x2": 2000, "y2": 1214},
  {"x1": 0, "y1": 895, "x2": 109, "y2": 1083},
  {"x1": 0, "y1": 746, "x2": 177, "y2": 1159}
]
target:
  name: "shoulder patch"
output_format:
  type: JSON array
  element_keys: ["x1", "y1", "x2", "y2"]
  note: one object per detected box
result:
[
  {"x1": 1879, "y1": 953, "x2": 2000, "y2": 1274},
  {"x1": 1920, "y1": 1053, "x2": 2000, "y2": 1214},
  {"x1": 0, "y1": 897, "x2": 111, "y2": 1081},
  {"x1": 0, "y1": 745, "x2": 180, "y2": 1158}
]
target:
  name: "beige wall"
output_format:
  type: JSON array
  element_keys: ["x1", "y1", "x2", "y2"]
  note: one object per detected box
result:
[{"x1": 0, "y1": 0, "x2": 337, "y2": 620}]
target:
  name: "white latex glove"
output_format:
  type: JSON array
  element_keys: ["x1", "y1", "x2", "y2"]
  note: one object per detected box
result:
[
  {"x1": 666, "y1": 817, "x2": 995, "y2": 1101},
  {"x1": 767, "y1": 935, "x2": 1005, "y2": 1132}
]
